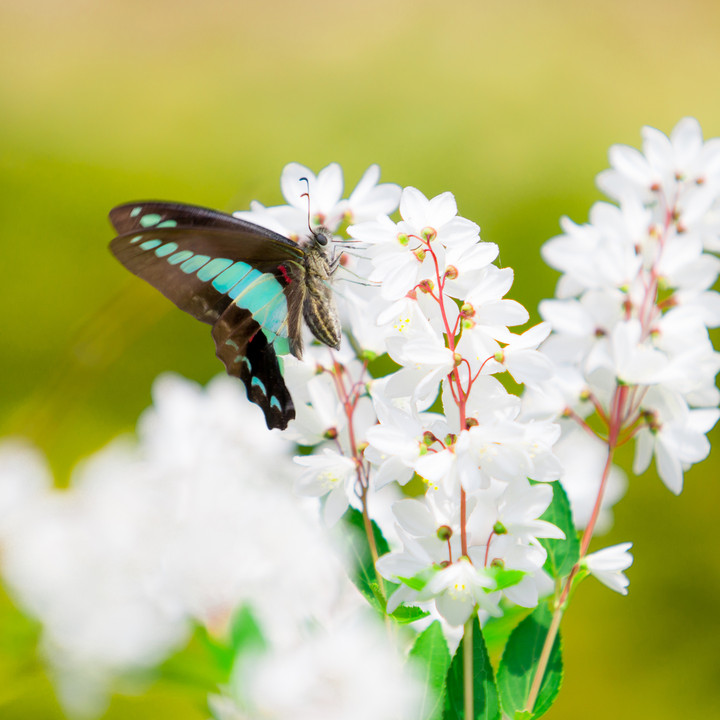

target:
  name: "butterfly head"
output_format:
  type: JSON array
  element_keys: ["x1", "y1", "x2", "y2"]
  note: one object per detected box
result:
[{"x1": 302, "y1": 225, "x2": 332, "y2": 249}]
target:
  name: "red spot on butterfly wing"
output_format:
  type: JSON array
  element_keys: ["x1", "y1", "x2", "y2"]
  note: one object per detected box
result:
[{"x1": 278, "y1": 264, "x2": 292, "y2": 285}]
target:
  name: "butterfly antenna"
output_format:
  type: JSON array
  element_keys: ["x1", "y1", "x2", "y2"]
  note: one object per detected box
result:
[{"x1": 298, "y1": 176, "x2": 313, "y2": 234}]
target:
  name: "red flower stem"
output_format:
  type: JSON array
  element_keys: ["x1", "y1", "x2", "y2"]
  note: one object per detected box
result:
[
  {"x1": 425, "y1": 239, "x2": 470, "y2": 557},
  {"x1": 329, "y1": 359, "x2": 384, "y2": 598},
  {"x1": 565, "y1": 408, "x2": 597, "y2": 437}
]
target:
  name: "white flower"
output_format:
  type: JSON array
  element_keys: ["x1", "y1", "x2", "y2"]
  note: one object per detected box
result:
[
  {"x1": 349, "y1": 187, "x2": 481, "y2": 300},
  {"x1": 584, "y1": 542, "x2": 634, "y2": 595},
  {"x1": 469, "y1": 480, "x2": 565, "y2": 548},
  {"x1": 540, "y1": 205, "x2": 643, "y2": 296},
  {"x1": 495, "y1": 323, "x2": 554, "y2": 385},
  {"x1": 234, "y1": 162, "x2": 400, "y2": 238},
  {"x1": 585, "y1": 319, "x2": 669, "y2": 386},
  {"x1": 451, "y1": 419, "x2": 562, "y2": 492},
  {"x1": 364, "y1": 399, "x2": 446, "y2": 489},
  {"x1": 598, "y1": 118, "x2": 720, "y2": 206},
  {"x1": 294, "y1": 449, "x2": 357, "y2": 525},
  {"x1": 633, "y1": 396, "x2": 719, "y2": 494},
  {"x1": 344, "y1": 163, "x2": 402, "y2": 223},
  {"x1": 425, "y1": 557, "x2": 501, "y2": 626},
  {"x1": 388, "y1": 325, "x2": 456, "y2": 410}
]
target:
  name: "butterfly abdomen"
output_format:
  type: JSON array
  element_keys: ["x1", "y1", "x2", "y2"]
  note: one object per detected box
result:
[{"x1": 302, "y1": 246, "x2": 341, "y2": 350}]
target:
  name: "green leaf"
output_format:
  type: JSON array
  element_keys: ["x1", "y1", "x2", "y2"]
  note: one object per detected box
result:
[
  {"x1": 443, "y1": 619, "x2": 500, "y2": 720},
  {"x1": 337, "y1": 507, "x2": 395, "y2": 614},
  {"x1": 408, "y1": 621, "x2": 452, "y2": 720},
  {"x1": 398, "y1": 566, "x2": 438, "y2": 592},
  {"x1": 482, "y1": 604, "x2": 532, "y2": 661},
  {"x1": 487, "y1": 567, "x2": 525, "y2": 592},
  {"x1": 390, "y1": 605, "x2": 431, "y2": 624},
  {"x1": 158, "y1": 624, "x2": 233, "y2": 692},
  {"x1": 159, "y1": 605, "x2": 268, "y2": 694},
  {"x1": 497, "y1": 603, "x2": 563, "y2": 719},
  {"x1": 229, "y1": 604, "x2": 266, "y2": 656},
  {"x1": 535, "y1": 480, "x2": 579, "y2": 579}
]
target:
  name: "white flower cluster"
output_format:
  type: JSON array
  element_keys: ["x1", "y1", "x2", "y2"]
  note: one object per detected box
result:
[
  {"x1": 0, "y1": 375, "x2": 419, "y2": 719},
  {"x1": 535, "y1": 118, "x2": 720, "y2": 495},
  {"x1": 350, "y1": 189, "x2": 566, "y2": 626},
  {"x1": 242, "y1": 165, "x2": 568, "y2": 627}
]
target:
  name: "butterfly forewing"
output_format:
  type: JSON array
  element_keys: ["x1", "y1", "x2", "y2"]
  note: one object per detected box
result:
[
  {"x1": 109, "y1": 202, "x2": 310, "y2": 429},
  {"x1": 110, "y1": 201, "x2": 297, "y2": 243}
]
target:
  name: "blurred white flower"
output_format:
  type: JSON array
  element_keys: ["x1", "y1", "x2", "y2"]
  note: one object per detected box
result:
[
  {"x1": 211, "y1": 615, "x2": 422, "y2": 720},
  {"x1": 0, "y1": 438, "x2": 52, "y2": 539},
  {"x1": 0, "y1": 374, "x2": 347, "y2": 716}
]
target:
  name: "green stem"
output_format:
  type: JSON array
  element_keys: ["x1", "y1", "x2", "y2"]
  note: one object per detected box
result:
[
  {"x1": 464, "y1": 616, "x2": 474, "y2": 719},
  {"x1": 525, "y1": 389, "x2": 623, "y2": 712},
  {"x1": 361, "y1": 488, "x2": 385, "y2": 599}
]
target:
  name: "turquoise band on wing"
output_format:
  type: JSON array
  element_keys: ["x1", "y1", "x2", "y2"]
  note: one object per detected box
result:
[{"x1": 136, "y1": 239, "x2": 291, "y2": 352}]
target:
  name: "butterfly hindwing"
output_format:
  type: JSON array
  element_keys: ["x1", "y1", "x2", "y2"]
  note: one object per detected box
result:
[{"x1": 212, "y1": 303, "x2": 294, "y2": 429}]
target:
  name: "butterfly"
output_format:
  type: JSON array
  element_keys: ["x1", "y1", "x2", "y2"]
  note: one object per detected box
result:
[{"x1": 109, "y1": 201, "x2": 341, "y2": 430}]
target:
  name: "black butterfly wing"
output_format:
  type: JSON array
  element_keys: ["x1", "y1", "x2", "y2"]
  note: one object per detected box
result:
[
  {"x1": 110, "y1": 201, "x2": 293, "y2": 241},
  {"x1": 109, "y1": 202, "x2": 308, "y2": 429},
  {"x1": 212, "y1": 303, "x2": 295, "y2": 430}
]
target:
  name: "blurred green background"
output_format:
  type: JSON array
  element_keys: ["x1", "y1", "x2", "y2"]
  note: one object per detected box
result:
[{"x1": 2, "y1": 0, "x2": 720, "y2": 717}]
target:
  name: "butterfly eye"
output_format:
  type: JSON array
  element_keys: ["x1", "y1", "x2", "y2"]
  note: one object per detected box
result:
[{"x1": 315, "y1": 231, "x2": 328, "y2": 246}]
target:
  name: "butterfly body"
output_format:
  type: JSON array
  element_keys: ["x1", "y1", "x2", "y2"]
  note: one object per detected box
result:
[{"x1": 109, "y1": 201, "x2": 341, "y2": 429}]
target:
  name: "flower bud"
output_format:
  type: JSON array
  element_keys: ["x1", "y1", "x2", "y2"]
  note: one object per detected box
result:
[
  {"x1": 493, "y1": 521, "x2": 508, "y2": 535},
  {"x1": 421, "y1": 226, "x2": 437, "y2": 242},
  {"x1": 422, "y1": 431, "x2": 437, "y2": 446},
  {"x1": 437, "y1": 525, "x2": 453, "y2": 541},
  {"x1": 444, "y1": 266, "x2": 459, "y2": 280}
]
